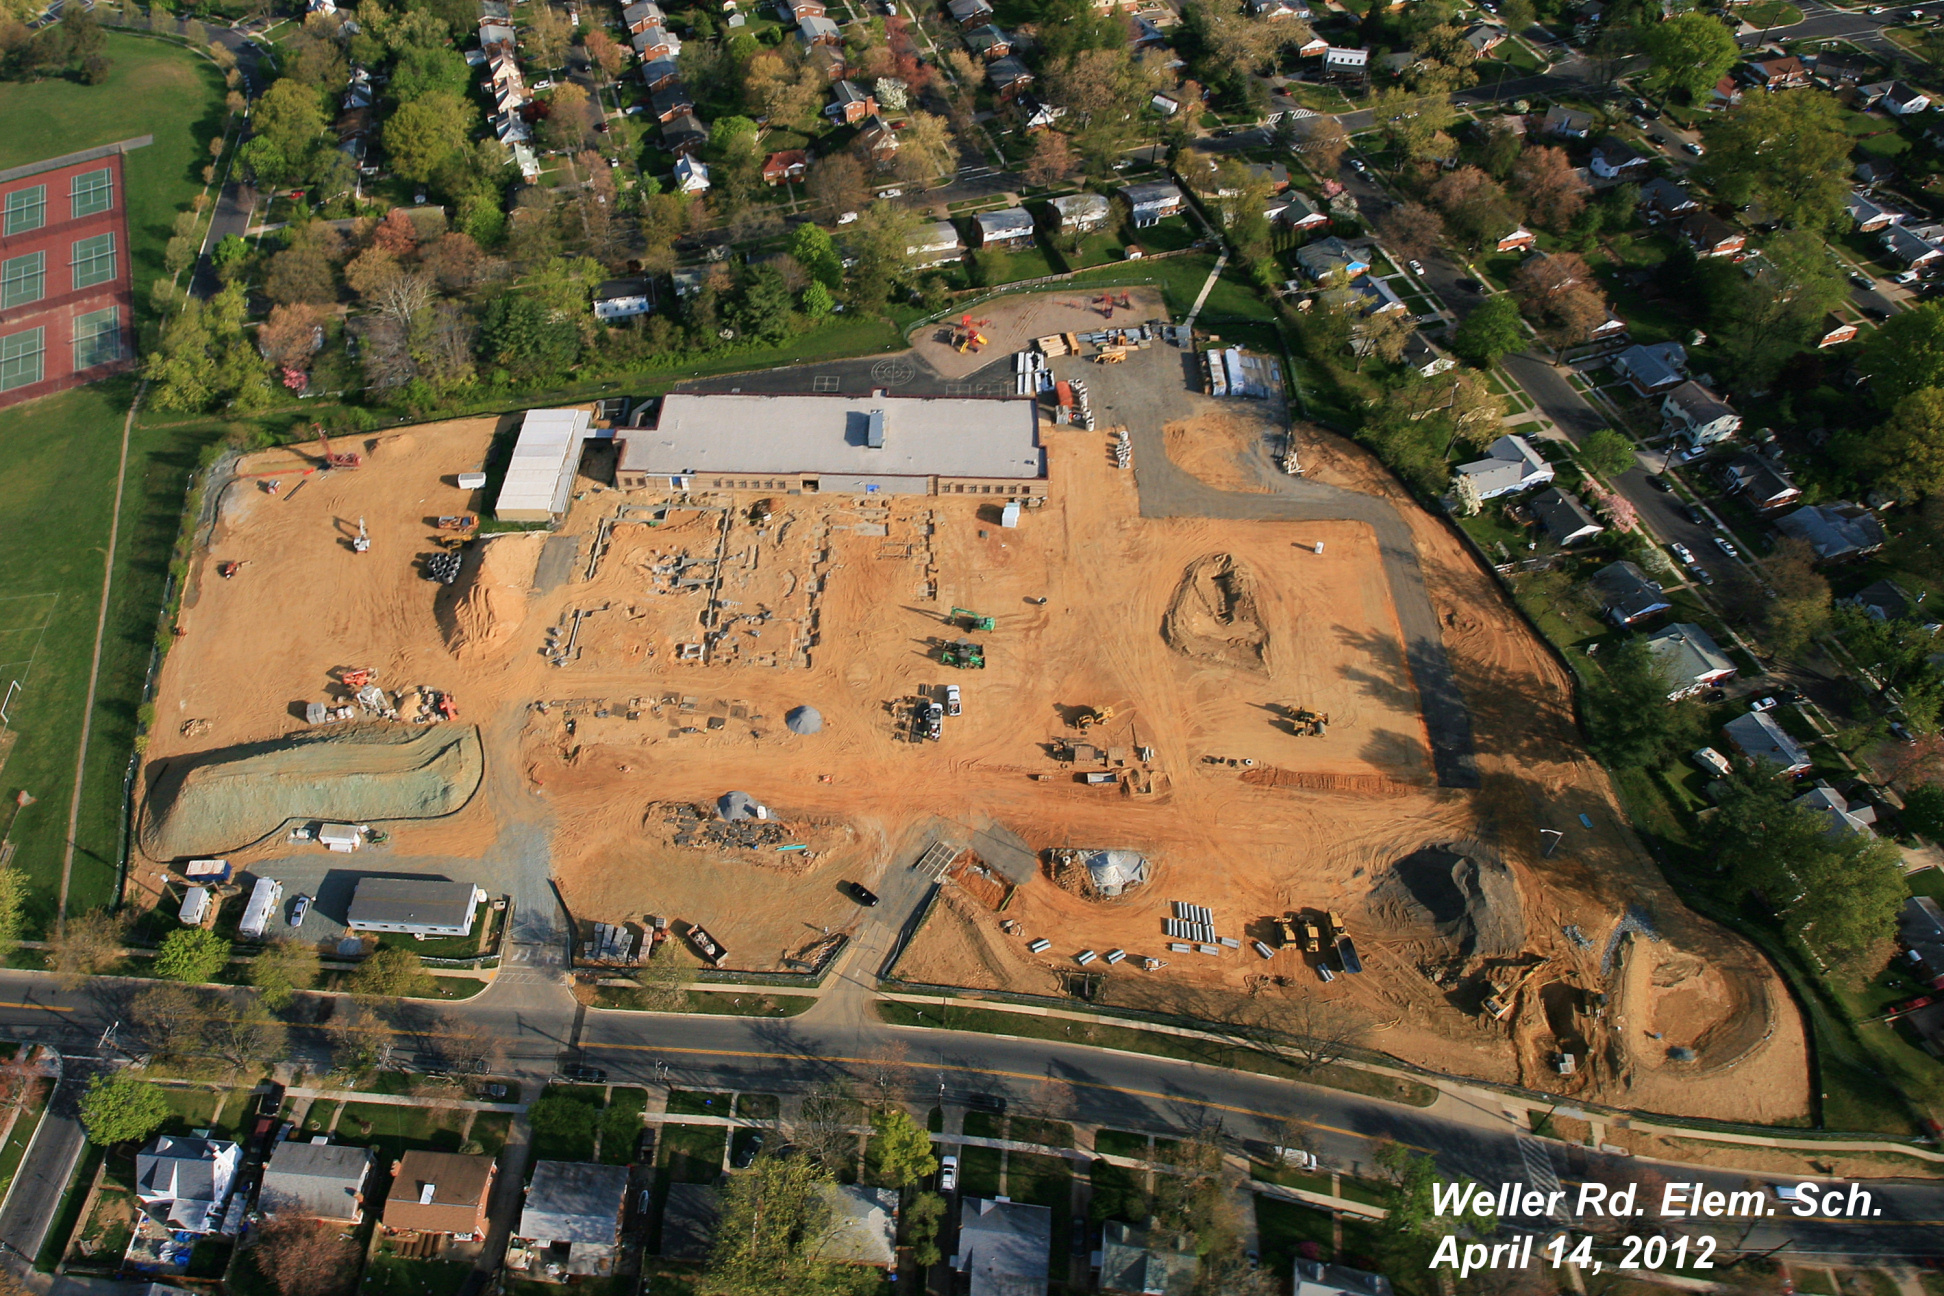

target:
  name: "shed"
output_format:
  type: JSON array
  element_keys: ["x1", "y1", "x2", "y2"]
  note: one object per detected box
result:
[{"x1": 179, "y1": 886, "x2": 211, "y2": 926}]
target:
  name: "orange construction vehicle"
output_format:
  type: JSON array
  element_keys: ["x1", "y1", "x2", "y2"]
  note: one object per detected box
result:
[{"x1": 313, "y1": 423, "x2": 363, "y2": 471}]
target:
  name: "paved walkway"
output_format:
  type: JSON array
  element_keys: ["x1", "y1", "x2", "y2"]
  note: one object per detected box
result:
[{"x1": 284, "y1": 1086, "x2": 523, "y2": 1114}]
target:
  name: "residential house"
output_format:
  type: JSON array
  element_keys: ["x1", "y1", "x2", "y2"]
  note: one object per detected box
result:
[
  {"x1": 621, "y1": 0, "x2": 665, "y2": 31},
  {"x1": 662, "y1": 113, "x2": 708, "y2": 156},
  {"x1": 955, "y1": 1198, "x2": 1053, "y2": 1296},
  {"x1": 1050, "y1": 192, "x2": 1111, "y2": 234},
  {"x1": 1722, "y1": 709, "x2": 1812, "y2": 776},
  {"x1": 1119, "y1": 181, "x2": 1185, "y2": 228},
  {"x1": 1712, "y1": 74, "x2": 1744, "y2": 107},
  {"x1": 659, "y1": 1183, "x2": 720, "y2": 1260},
  {"x1": 1645, "y1": 622, "x2": 1736, "y2": 699},
  {"x1": 1453, "y1": 433, "x2": 1554, "y2": 500},
  {"x1": 1341, "y1": 274, "x2": 1406, "y2": 320},
  {"x1": 1590, "y1": 313, "x2": 1628, "y2": 342},
  {"x1": 1269, "y1": 190, "x2": 1329, "y2": 230},
  {"x1": 1017, "y1": 95, "x2": 1066, "y2": 130},
  {"x1": 1792, "y1": 781, "x2": 1879, "y2": 839},
  {"x1": 1530, "y1": 487, "x2": 1603, "y2": 545},
  {"x1": 1294, "y1": 1261, "x2": 1393, "y2": 1296},
  {"x1": 1251, "y1": 0, "x2": 1311, "y2": 15},
  {"x1": 1542, "y1": 104, "x2": 1594, "y2": 137},
  {"x1": 476, "y1": 0, "x2": 509, "y2": 19},
  {"x1": 1887, "y1": 80, "x2": 1932, "y2": 115},
  {"x1": 1777, "y1": 501, "x2": 1887, "y2": 561},
  {"x1": 1247, "y1": 161, "x2": 1291, "y2": 192},
  {"x1": 816, "y1": 1185, "x2": 900, "y2": 1267},
  {"x1": 1296, "y1": 236, "x2": 1370, "y2": 281},
  {"x1": 1293, "y1": 33, "x2": 1330, "y2": 56},
  {"x1": 964, "y1": 22, "x2": 1011, "y2": 58},
  {"x1": 1461, "y1": 22, "x2": 1507, "y2": 54},
  {"x1": 1402, "y1": 331, "x2": 1455, "y2": 377},
  {"x1": 1744, "y1": 56, "x2": 1811, "y2": 90},
  {"x1": 1589, "y1": 135, "x2": 1650, "y2": 180},
  {"x1": 1661, "y1": 380, "x2": 1741, "y2": 448},
  {"x1": 630, "y1": 24, "x2": 680, "y2": 58},
  {"x1": 136, "y1": 1136, "x2": 242, "y2": 1235},
  {"x1": 1638, "y1": 177, "x2": 1698, "y2": 220},
  {"x1": 1591, "y1": 560, "x2": 1672, "y2": 627},
  {"x1": 674, "y1": 155, "x2": 711, "y2": 194},
  {"x1": 1322, "y1": 47, "x2": 1369, "y2": 84},
  {"x1": 974, "y1": 206, "x2": 1036, "y2": 248},
  {"x1": 1846, "y1": 190, "x2": 1905, "y2": 232},
  {"x1": 259, "y1": 1141, "x2": 375, "y2": 1223},
  {"x1": 593, "y1": 281, "x2": 654, "y2": 320},
  {"x1": 987, "y1": 55, "x2": 1034, "y2": 98},
  {"x1": 650, "y1": 83, "x2": 696, "y2": 122},
  {"x1": 479, "y1": 21, "x2": 517, "y2": 53},
  {"x1": 640, "y1": 56, "x2": 680, "y2": 90},
  {"x1": 797, "y1": 13, "x2": 842, "y2": 44},
  {"x1": 1845, "y1": 577, "x2": 1922, "y2": 623},
  {"x1": 1718, "y1": 451, "x2": 1801, "y2": 510},
  {"x1": 1817, "y1": 313, "x2": 1859, "y2": 348},
  {"x1": 1857, "y1": 158, "x2": 1899, "y2": 187},
  {"x1": 907, "y1": 220, "x2": 965, "y2": 266},
  {"x1": 787, "y1": 0, "x2": 827, "y2": 16},
  {"x1": 670, "y1": 267, "x2": 709, "y2": 299},
  {"x1": 1682, "y1": 211, "x2": 1746, "y2": 257},
  {"x1": 808, "y1": 43, "x2": 848, "y2": 78},
  {"x1": 1614, "y1": 340, "x2": 1688, "y2": 394},
  {"x1": 383, "y1": 1151, "x2": 497, "y2": 1240},
  {"x1": 1812, "y1": 53, "x2": 1870, "y2": 87},
  {"x1": 1100, "y1": 1220, "x2": 1199, "y2": 1296},
  {"x1": 509, "y1": 1162, "x2": 631, "y2": 1278},
  {"x1": 857, "y1": 115, "x2": 899, "y2": 167},
  {"x1": 947, "y1": 0, "x2": 995, "y2": 27},
  {"x1": 828, "y1": 80, "x2": 878, "y2": 122},
  {"x1": 1881, "y1": 222, "x2": 1944, "y2": 270},
  {"x1": 762, "y1": 150, "x2": 807, "y2": 186},
  {"x1": 1495, "y1": 226, "x2": 1536, "y2": 252}
]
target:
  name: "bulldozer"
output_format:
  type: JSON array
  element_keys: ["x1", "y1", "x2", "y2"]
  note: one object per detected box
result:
[
  {"x1": 1075, "y1": 704, "x2": 1114, "y2": 732},
  {"x1": 951, "y1": 607, "x2": 996, "y2": 631},
  {"x1": 1274, "y1": 914, "x2": 1299, "y2": 948},
  {"x1": 940, "y1": 639, "x2": 986, "y2": 669},
  {"x1": 1285, "y1": 705, "x2": 1330, "y2": 737}
]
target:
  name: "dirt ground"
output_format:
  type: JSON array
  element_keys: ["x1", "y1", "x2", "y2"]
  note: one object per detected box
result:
[
  {"x1": 133, "y1": 288, "x2": 1811, "y2": 1121},
  {"x1": 910, "y1": 289, "x2": 1165, "y2": 382}
]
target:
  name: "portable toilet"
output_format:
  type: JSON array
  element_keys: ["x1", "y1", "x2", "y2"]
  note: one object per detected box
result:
[
  {"x1": 179, "y1": 886, "x2": 210, "y2": 926},
  {"x1": 1001, "y1": 500, "x2": 1021, "y2": 528}
]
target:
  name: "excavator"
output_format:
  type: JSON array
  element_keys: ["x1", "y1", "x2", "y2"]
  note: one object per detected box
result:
[
  {"x1": 1075, "y1": 704, "x2": 1114, "y2": 732},
  {"x1": 314, "y1": 423, "x2": 363, "y2": 470},
  {"x1": 1481, "y1": 962, "x2": 1546, "y2": 1021}
]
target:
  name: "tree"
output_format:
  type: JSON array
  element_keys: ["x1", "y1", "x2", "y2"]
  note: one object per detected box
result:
[
  {"x1": 1510, "y1": 145, "x2": 1588, "y2": 232},
  {"x1": 867, "y1": 1106, "x2": 937, "y2": 1187},
  {"x1": 1509, "y1": 250, "x2": 1608, "y2": 347},
  {"x1": 265, "y1": 229, "x2": 340, "y2": 306},
  {"x1": 790, "y1": 1084, "x2": 859, "y2": 1176},
  {"x1": 525, "y1": 1, "x2": 571, "y2": 69},
  {"x1": 128, "y1": 983, "x2": 207, "y2": 1060},
  {"x1": 806, "y1": 154, "x2": 870, "y2": 220},
  {"x1": 208, "y1": 1000, "x2": 289, "y2": 1071},
  {"x1": 1702, "y1": 91, "x2": 1852, "y2": 230},
  {"x1": 1854, "y1": 388, "x2": 1944, "y2": 501},
  {"x1": 253, "y1": 79, "x2": 328, "y2": 163},
  {"x1": 0, "y1": 867, "x2": 25, "y2": 968},
  {"x1": 480, "y1": 292, "x2": 581, "y2": 381},
  {"x1": 529, "y1": 1090, "x2": 598, "y2": 1148},
  {"x1": 1290, "y1": 114, "x2": 1350, "y2": 174},
  {"x1": 50, "y1": 908, "x2": 125, "y2": 984},
  {"x1": 790, "y1": 223, "x2": 843, "y2": 291},
  {"x1": 252, "y1": 1217, "x2": 362, "y2": 1296},
  {"x1": 384, "y1": 92, "x2": 473, "y2": 183},
  {"x1": 1858, "y1": 303, "x2": 1944, "y2": 406},
  {"x1": 1717, "y1": 535, "x2": 1827, "y2": 659},
  {"x1": 1023, "y1": 130, "x2": 1076, "y2": 190},
  {"x1": 1711, "y1": 229, "x2": 1848, "y2": 391},
  {"x1": 892, "y1": 111, "x2": 955, "y2": 189},
  {"x1": 153, "y1": 928, "x2": 230, "y2": 984},
  {"x1": 1639, "y1": 12, "x2": 1739, "y2": 102},
  {"x1": 1451, "y1": 294, "x2": 1523, "y2": 366},
  {"x1": 1904, "y1": 785, "x2": 1944, "y2": 842},
  {"x1": 1371, "y1": 87, "x2": 1458, "y2": 162},
  {"x1": 350, "y1": 946, "x2": 433, "y2": 998},
  {"x1": 78, "y1": 1071, "x2": 169, "y2": 1146},
  {"x1": 1579, "y1": 428, "x2": 1635, "y2": 478},
  {"x1": 541, "y1": 82, "x2": 595, "y2": 155},
  {"x1": 390, "y1": 42, "x2": 469, "y2": 104},
  {"x1": 328, "y1": 999, "x2": 397, "y2": 1075},
  {"x1": 1371, "y1": 1143, "x2": 1453, "y2": 1270},
  {"x1": 1377, "y1": 202, "x2": 1443, "y2": 262},
  {"x1": 250, "y1": 938, "x2": 321, "y2": 1010},
  {"x1": 706, "y1": 1154, "x2": 871, "y2": 1296},
  {"x1": 584, "y1": 27, "x2": 625, "y2": 83},
  {"x1": 1582, "y1": 637, "x2": 1706, "y2": 767},
  {"x1": 1427, "y1": 165, "x2": 1520, "y2": 251}
]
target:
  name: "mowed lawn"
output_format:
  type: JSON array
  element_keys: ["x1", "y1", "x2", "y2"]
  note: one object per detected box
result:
[{"x1": 0, "y1": 35, "x2": 228, "y2": 927}]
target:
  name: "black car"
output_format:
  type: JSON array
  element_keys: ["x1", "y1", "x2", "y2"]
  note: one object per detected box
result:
[
  {"x1": 1680, "y1": 504, "x2": 1705, "y2": 525},
  {"x1": 562, "y1": 1064, "x2": 607, "y2": 1082},
  {"x1": 732, "y1": 1130, "x2": 768, "y2": 1168},
  {"x1": 849, "y1": 882, "x2": 881, "y2": 907},
  {"x1": 480, "y1": 1083, "x2": 509, "y2": 1099},
  {"x1": 1646, "y1": 474, "x2": 1672, "y2": 492},
  {"x1": 1459, "y1": 278, "x2": 1483, "y2": 293}
]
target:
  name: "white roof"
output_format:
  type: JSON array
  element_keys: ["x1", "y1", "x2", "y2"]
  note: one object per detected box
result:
[{"x1": 499, "y1": 408, "x2": 595, "y2": 519}]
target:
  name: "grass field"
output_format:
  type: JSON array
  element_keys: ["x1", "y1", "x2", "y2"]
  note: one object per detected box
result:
[{"x1": 0, "y1": 34, "x2": 228, "y2": 930}]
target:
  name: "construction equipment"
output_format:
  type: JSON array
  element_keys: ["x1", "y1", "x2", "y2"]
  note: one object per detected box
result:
[
  {"x1": 313, "y1": 423, "x2": 363, "y2": 471},
  {"x1": 1286, "y1": 705, "x2": 1330, "y2": 737},
  {"x1": 1094, "y1": 348, "x2": 1128, "y2": 365},
  {"x1": 950, "y1": 606, "x2": 996, "y2": 631},
  {"x1": 940, "y1": 639, "x2": 986, "y2": 670},
  {"x1": 435, "y1": 515, "x2": 477, "y2": 531},
  {"x1": 218, "y1": 561, "x2": 244, "y2": 579},
  {"x1": 1274, "y1": 914, "x2": 1299, "y2": 948},
  {"x1": 1325, "y1": 909, "x2": 1346, "y2": 940},
  {"x1": 352, "y1": 517, "x2": 371, "y2": 554},
  {"x1": 340, "y1": 667, "x2": 376, "y2": 691},
  {"x1": 1301, "y1": 917, "x2": 1323, "y2": 954},
  {"x1": 1075, "y1": 704, "x2": 1114, "y2": 731},
  {"x1": 1481, "y1": 963, "x2": 1545, "y2": 1021}
]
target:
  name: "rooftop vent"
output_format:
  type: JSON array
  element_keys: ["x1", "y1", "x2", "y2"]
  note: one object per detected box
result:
[{"x1": 866, "y1": 409, "x2": 886, "y2": 448}]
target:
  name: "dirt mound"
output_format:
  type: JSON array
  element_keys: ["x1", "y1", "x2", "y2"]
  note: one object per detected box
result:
[
  {"x1": 140, "y1": 724, "x2": 485, "y2": 860},
  {"x1": 1370, "y1": 845, "x2": 1526, "y2": 959},
  {"x1": 1241, "y1": 768, "x2": 1417, "y2": 795},
  {"x1": 1161, "y1": 414, "x2": 1274, "y2": 494},
  {"x1": 1162, "y1": 553, "x2": 1268, "y2": 671},
  {"x1": 444, "y1": 532, "x2": 548, "y2": 658}
]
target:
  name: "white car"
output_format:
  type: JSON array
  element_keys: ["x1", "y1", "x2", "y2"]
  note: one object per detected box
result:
[
  {"x1": 1713, "y1": 535, "x2": 1740, "y2": 559},
  {"x1": 946, "y1": 684, "x2": 962, "y2": 717},
  {"x1": 1276, "y1": 1146, "x2": 1319, "y2": 1170},
  {"x1": 289, "y1": 894, "x2": 311, "y2": 927},
  {"x1": 1669, "y1": 542, "x2": 1695, "y2": 566},
  {"x1": 1750, "y1": 696, "x2": 1778, "y2": 713},
  {"x1": 836, "y1": 211, "x2": 859, "y2": 224},
  {"x1": 1407, "y1": 259, "x2": 1425, "y2": 275},
  {"x1": 879, "y1": 187, "x2": 904, "y2": 198},
  {"x1": 939, "y1": 1155, "x2": 959, "y2": 1190}
]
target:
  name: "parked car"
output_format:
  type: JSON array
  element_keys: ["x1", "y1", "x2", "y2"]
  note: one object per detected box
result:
[
  {"x1": 1459, "y1": 278, "x2": 1483, "y2": 292},
  {"x1": 1683, "y1": 141, "x2": 1705, "y2": 155},
  {"x1": 848, "y1": 882, "x2": 881, "y2": 907},
  {"x1": 562, "y1": 1063, "x2": 607, "y2": 1082},
  {"x1": 945, "y1": 684, "x2": 962, "y2": 717},
  {"x1": 1750, "y1": 696, "x2": 1779, "y2": 712},
  {"x1": 1691, "y1": 565, "x2": 1714, "y2": 586},
  {"x1": 1852, "y1": 271, "x2": 1875, "y2": 289},
  {"x1": 939, "y1": 1155, "x2": 959, "y2": 1190},
  {"x1": 1713, "y1": 536, "x2": 1741, "y2": 559},
  {"x1": 481, "y1": 1083, "x2": 510, "y2": 1099},
  {"x1": 1276, "y1": 1146, "x2": 1319, "y2": 1169},
  {"x1": 1679, "y1": 503, "x2": 1705, "y2": 525},
  {"x1": 1407, "y1": 259, "x2": 1425, "y2": 275},
  {"x1": 732, "y1": 1131, "x2": 767, "y2": 1168},
  {"x1": 289, "y1": 895, "x2": 310, "y2": 927},
  {"x1": 1669, "y1": 542, "x2": 1695, "y2": 565},
  {"x1": 1646, "y1": 474, "x2": 1671, "y2": 492}
]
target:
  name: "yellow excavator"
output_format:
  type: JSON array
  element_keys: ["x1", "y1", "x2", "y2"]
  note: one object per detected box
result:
[{"x1": 1076, "y1": 705, "x2": 1115, "y2": 732}]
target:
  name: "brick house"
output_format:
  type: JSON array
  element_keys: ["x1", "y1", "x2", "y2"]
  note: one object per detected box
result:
[{"x1": 0, "y1": 137, "x2": 145, "y2": 408}]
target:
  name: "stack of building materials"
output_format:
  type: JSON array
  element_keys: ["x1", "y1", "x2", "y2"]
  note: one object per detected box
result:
[{"x1": 1164, "y1": 902, "x2": 1220, "y2": 944}]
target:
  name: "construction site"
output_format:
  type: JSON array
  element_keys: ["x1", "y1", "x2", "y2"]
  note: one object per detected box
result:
[{"x1": 130, "y1": 288, "x2": 1810, "y2": 1123}]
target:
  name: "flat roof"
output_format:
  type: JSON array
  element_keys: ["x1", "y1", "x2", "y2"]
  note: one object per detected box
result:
[
  {"x1": 347, "y1": 878, "x2": 481, "y2": 929},
  {"x1": 498, "y1": 408, "x2": 594, "y2": 519},
  {"x1": 621, "y1": 393, "x2": 1043, "y2": 481}
]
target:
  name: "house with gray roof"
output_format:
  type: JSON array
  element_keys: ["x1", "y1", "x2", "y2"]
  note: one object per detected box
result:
[
  {"x1": 510, "y1": 1161, "x2": 631, "y2": 1277},
  {"x1": 975, "y1": 206, "x2": 1036, "y2": 248},
  {"x1": 1118, "y1": 181, "x2": 1185, "y2": 227},
  {"x1": 1295, "y1": 1261, "x2": 1393, "y2": 1296},
  {"x1": 136, "y1": 1136, "x2": 241, "y2": 1234},
  {"x1": 1662, "y1": 381, "x2": 1741, "y2": 448},
  {"x1": 1792, "y1": 781, "x2": 1878, "y2": 839},
  {"x1": 1846, "y1": 190, "x2": 1905, "y2": 232},
  {"x1": 260, "y1": 1140, "x2": 375, "y2": 1222},
  {"x1": 1644, "y1": 622, "x2": 1736, "y2": 698},
  {"x1": 947, "y1": 0, "x2": 995, "y2": 27},
  {"x1": 1717, "y1": 451, "x2": 1799, "y2": 510},
  {"x1": 1844, "y1": 577, "x2": 1919, "y2": 623},
  {"x1": 1777, "y1": 502, "x2": 1886, "y2": 561},
  {"x1": 1543, "y1": 104, "x2": 1593, "y2": 137},
  {"x1": 1453, "y1": 434, "x2": 1553, "y2": 500},
  {"x1": 1269, "y1": 190, "x2": 1328, "y2": 230},
  {"x1": 1100, "y1": 1221, "x2": 1198, "y2": 1295},
  {"x1": 986, "y1": 55, "x2": 1034, "y2": 98},
  {"x1": 796, "y1": 12, "x2": 841, "y2": 43},
  {"x1": 1296, "y1": 236, "x2": 1370, "y2": 282},
  {"x1": 907, "y1": 220, "x2": 965, "y2": 266},
  {"x1": 1590, "y1": 135, "x2": 1649, "y2": 179},
  {"x1": 640, "y1": 56, "x2": 680, "y2": 89},
  {"x1": 1530, "y1": 487, "x2": 1603, "y2": 545},
  {"x1": 1723, "y1": 709, "x2": 1812, "y2": 775},
  {"x1": 1402, "y1": 332, "x2": 1454, "y2": 377},
  {"x1": 955, "y1": 1198, "x2": 1052, "y2": 1296},
  {"x1": 1050, "y1": 193, "x2": 1111, "y2": 234},
  {"x1": 1591, "y1": 560, "x2": 1671, "y2": 626},
  {"x1": 1882, "y1": 222, "x2": 1944, "y2": 270},
  {"x1": 1638, "y1": 177, "x2": 1697, "y2": 220},
  {"x1": 1612, "y1": 340, "x2": 1688, "y2": 394}
]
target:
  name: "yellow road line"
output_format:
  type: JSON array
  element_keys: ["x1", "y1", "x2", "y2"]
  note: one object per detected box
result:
[{"x1": 0, "y1": 1001, "x2": 71, "y2": 1012}]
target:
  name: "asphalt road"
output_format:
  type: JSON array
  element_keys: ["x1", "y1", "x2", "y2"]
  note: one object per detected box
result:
[{"x1": 187, "y1": 22, "x2": 269, "y2": 300}]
